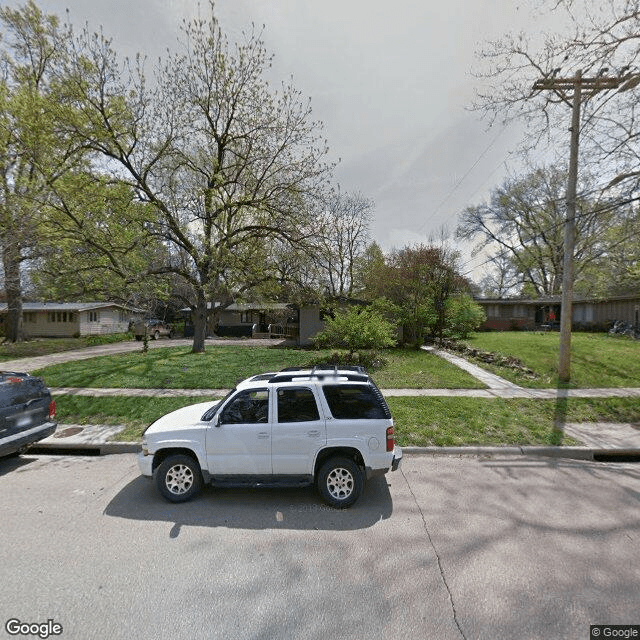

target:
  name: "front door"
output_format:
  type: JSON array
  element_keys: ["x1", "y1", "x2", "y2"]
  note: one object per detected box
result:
[{"x1": 205, "y1": 389, "x2": 272, "y2": 475}]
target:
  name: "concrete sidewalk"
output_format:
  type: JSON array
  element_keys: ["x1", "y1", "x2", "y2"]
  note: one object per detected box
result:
[{"x1": 50, "y1": 385, "x2": 640, "y2": 399}]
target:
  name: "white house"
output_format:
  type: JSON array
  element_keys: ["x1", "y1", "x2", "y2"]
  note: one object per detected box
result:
[{"x1": 0, "y1": 302, "x2": 141, "y2": 338}]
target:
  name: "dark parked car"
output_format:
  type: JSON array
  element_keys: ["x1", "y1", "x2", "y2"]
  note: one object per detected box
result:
[
  {"x1": 0, "y1": 372, "x2": 57, "y2": 458},
  {"x1": 133, "y1": 319, "x2": 174, "y2": 341}
]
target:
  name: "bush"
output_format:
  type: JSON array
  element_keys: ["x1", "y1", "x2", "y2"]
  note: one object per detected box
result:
[
  {"x1": 310, "y1": 350, "x2": 388, "y2": 371},
  {"x1": 313, "y1": 305, "x2": 396, "y2": 356},
  {"x1": 444, "y1": 294, "x2": 486, "y2": 339}
]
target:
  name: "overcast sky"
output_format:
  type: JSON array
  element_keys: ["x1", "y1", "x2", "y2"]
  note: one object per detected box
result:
[{"x1": 35, "y1": 0, "x2": 555, "y2": 279}]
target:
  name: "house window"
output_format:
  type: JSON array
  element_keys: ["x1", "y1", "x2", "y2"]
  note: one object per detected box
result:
[
  {"x1": 240, "y1": 311, "x2": 252, "y2": 324},
  {"x1": 48, "y1": 312, "x2": 55, "y2": 323},
  {"x1": 89, "y1": 311, "x2": 99, "y2": 323},
  {"x1": 24, "y1": 312, "x2": 37, "y2": 323}
]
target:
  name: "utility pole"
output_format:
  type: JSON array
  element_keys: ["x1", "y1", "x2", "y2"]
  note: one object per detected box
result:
[{"x1": 532, "y1": 70, "x2": 626, "y2": 383}]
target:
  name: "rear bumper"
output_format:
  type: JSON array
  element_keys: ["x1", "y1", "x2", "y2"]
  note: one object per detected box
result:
[
  {"x1": 0, "y1": 421, "x2": 57, "y2": 458},
  {"x1": 391, "y1": 446, "x2": 403, "y2": 471},
  {"x1": 366, "y1": 446, "x2": 403, "y2": 478}
]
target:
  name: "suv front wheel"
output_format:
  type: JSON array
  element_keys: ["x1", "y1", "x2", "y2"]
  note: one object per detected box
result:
[
  {"x1": 317, "y1": 457, "x2": 363, "y2": 508},
  {"x1": 154, "y1": 454, "x2": 203, "y2": 503}
]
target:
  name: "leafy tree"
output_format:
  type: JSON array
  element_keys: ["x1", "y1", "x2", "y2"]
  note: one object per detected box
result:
[
  {"x1": 0, "y1": 1, "x2": 67, "y2": 341},
  {"x1": 32, "y1": 173, "x2": 169, "y2": 303},
  {"x1": 60, "y1": 2, "x2": 333, "y2": 352},
  {"x1": 575, "y1": 205, "x2": 640, "y2": 297},
  {"x1": 361, "y1": 243, "x2": 476, "y2": 346}
]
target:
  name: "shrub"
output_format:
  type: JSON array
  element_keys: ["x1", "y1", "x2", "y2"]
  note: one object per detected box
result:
[
  {"x1": 313, "y1": 305, "x2": 396, "y2": 355},
  {"x1": 444, "y1": 294, "x2": 486, "y2": 339}
]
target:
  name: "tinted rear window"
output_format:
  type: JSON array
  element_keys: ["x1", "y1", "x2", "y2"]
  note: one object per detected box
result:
[
  {"x1": 277, "y1": 388, "x2": 320, "y2": 422},
  {"x1": 322, "y1": 384, "x2": 390, "y2": 420}
]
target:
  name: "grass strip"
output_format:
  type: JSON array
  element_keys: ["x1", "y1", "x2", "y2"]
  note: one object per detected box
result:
[
  {"x1": 387, "y1": 396, "x2": 640, "y2": 446},
  {"x1": 55, "y1": 394, "x2": 640, "y2": 446}
]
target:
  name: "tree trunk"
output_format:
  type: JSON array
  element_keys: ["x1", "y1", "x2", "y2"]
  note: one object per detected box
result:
[
  {"x1": 2, "y1": 241, "x2": 25, "y2": 343},
  {"x1": 191, "y1": 291, "x2": 208, "y2": 353}
]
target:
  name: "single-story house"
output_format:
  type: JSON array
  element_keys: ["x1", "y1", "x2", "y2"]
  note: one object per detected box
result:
[
  {"x1": 0, "y1": 302, "x2": 142, "y2": 338},
  {"x1": 181, "y1": 301, "x2": 326, "y2": 346},
  {"x1": 476, "y1": 294, "x2": 640, "y2": 331}
]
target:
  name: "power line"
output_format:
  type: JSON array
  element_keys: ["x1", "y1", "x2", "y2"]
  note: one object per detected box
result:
[{"x1": 416, "y1": 125, "x2": 506, "y2": 234}]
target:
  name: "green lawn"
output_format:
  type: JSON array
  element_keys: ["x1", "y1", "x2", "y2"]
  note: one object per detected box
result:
[
  {"x1": 54, "y1": 394, "x2": 640, "y2": 446},
  {"x1": 464, "y1": 332, "x2": 640, "y2": 388},
  {"x1": 34, "y1": 345, "x2": 484, "y2": 390}
]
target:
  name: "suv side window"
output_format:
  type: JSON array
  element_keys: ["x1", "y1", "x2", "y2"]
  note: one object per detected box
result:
[
  {"x1": 221, "y1": 390, "x2": 269, "y2": 424},
  {"x1": 277, "y1": 388, "x2": 320, "y2": 423},
  {"x1": 322, "y1": 384, "x2": 388, "y2": 420}
]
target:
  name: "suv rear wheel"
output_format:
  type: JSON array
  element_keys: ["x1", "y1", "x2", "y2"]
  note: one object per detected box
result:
[
  {"x1": 154, "y1": 454, "x2": 203, "y2": 503},
  {"x1": 317, "y1": 457, "x2": 363, "y2": 508}
]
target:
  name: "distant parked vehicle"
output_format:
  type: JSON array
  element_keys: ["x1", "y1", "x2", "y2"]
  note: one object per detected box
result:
[
  {"x1": 0, "y1": 372, "x2": 57, "y2": 458},
  {"x1": 133, "y1": 319, "x2": 174, "y2": 341},
  {"x1": 608, "y1": 320, "x2": 639, "y2": 339}
]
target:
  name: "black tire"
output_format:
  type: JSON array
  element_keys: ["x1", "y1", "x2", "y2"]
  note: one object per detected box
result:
[
  {"x1": 168, "y1": 330, "x2": 174, "y2": 339},
  {"x1": 135, "y1": 335, "x2": 142, "y2": 341},
  {"x1": 153, "y1": 454, "x2": 203, "y2": 503},
  {"x1": 316, "y1": 456, "x2": 364, "y2": 508},
  {"x1": 153, "y1": 330, "x2": 160, "y2": 340}
]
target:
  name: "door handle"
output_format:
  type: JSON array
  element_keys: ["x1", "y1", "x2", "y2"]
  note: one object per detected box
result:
[
  {"x1": 307, "y1": 430, "x2": 321, "y2": 437},
  {"x1": 257, "y1": 432, "x2": 269, "y2": 439}
]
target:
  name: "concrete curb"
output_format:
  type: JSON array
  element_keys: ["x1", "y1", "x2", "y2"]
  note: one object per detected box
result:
[
  {"x1": 31, "y1": 440, "x2": 141, "y2": 455},
  {"x1": 31, "y1": 440, "x2": 640, "y2": 460},
  {"x1": 402, "y1": 445, "x2": 640, "y2": 460}
]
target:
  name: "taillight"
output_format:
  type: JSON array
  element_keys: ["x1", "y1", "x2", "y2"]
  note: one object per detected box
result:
[
  {"x1": 386, "y1": 426, "x2": 394, "y2": 452},
  {"x1": 49, "y1": 400, "x2": 56, "y2": 420}
]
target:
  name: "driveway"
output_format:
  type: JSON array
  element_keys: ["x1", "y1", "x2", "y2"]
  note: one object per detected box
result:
[
  {"x1": 1, "y1": 452, "x2": 638, "y2": 640},
  {"x1": 0, "y1": 337, "x2": 289, "y2": 374}
]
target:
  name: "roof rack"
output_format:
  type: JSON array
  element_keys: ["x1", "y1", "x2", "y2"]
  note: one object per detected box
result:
[
  {"x1": 279, "y1": 365, "x2": 367, "y2": 374},
  {"x1": 267, "y1": 366, "x2": 369, "y2": 384}
]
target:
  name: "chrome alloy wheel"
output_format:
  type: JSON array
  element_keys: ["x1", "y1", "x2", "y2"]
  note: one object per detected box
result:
[
  {"x1": 165, "y1": 463, "x2": 194, "y2": 495},
  {"x1": 326, "y1": 466, "x2": 355, "y2": 500}
]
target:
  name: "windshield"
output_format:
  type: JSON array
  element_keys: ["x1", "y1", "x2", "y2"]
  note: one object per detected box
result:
[{"x1": 201, "y1": 389, "x2": 235, "y2": 421}]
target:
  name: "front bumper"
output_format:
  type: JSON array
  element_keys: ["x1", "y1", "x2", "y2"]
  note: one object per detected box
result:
[{"x1": 138, "y1": 451, "x2": 154, "y2": 477}]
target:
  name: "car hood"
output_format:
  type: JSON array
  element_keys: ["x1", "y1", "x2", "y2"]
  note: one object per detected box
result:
[{"x1": 145, "y1": 400, "x2": 220, "y2": 435}]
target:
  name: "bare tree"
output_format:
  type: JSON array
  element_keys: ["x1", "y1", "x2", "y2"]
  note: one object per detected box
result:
[
  {"x1": 457, "y1": 165, "x2": 612, "y2": 297},
  {"x1": 313, "y1": 191, "x2": 373, "y2": 298},
  {"x1": 61, "y1": 2, "x2": 333, "y2": 352},
  {"x1": 474, "y1": 0, "x2": 640, "y2": 196}
]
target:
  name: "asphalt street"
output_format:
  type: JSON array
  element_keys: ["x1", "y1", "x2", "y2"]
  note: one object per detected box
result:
[{"x1": 1, "y1": 452, "x2": 638, "y2": 640}]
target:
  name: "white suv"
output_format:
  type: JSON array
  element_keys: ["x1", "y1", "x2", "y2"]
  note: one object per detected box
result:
[{"x1": 139, "y1": 366, "x2": 402, "y2": 507}]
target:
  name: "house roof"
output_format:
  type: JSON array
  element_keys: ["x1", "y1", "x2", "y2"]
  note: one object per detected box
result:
[
  {"x1": 0, "y1": 302, "x2": 141, "y2": 313},
  {"x1": 180, "y1": 302, "x2": 295, "y2": 312},
  {"x1": 475, "y1": 293, "x2": 640, "y2": 305},
  {"x1": 224, "y1": 303, "x2": 293, "y2": 312}
]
